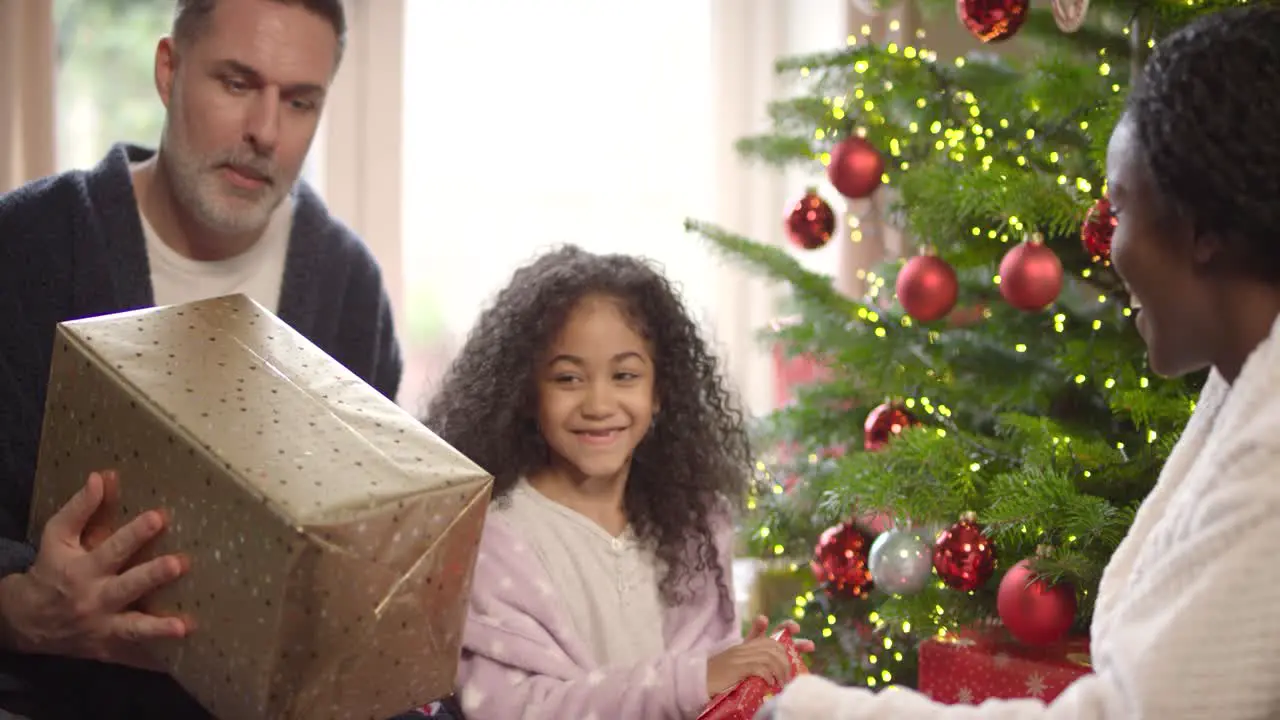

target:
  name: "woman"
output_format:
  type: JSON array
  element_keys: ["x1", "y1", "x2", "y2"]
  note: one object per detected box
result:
[{"x1": 763, "y1": 4, "x2": 1280, "y2": 718}]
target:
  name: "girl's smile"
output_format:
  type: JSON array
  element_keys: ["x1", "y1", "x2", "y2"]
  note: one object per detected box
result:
[{"x1": 573, "y1": 428, "x2": 627, "y2": 446}]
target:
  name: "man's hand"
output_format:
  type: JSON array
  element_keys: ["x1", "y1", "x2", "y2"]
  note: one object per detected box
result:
[
  {"x1": 81, "y1": 468, "x2": 123, "y2": 551},
  {"x1": 0, "y1": 471, "x2": 190, "y2": 670}
]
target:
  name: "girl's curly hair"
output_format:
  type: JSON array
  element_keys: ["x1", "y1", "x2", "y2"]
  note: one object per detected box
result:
[{"x1": 424, "y1": 245, "x2": 751, "y2": 620}]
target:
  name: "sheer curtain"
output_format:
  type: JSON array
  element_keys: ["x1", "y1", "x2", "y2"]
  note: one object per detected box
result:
[
  {"x1": 393, "y1": 0, "x2": 890, "y2": 415},
  {"x1": 398, "y1": 0, "x2": 721, "y2": 412}
]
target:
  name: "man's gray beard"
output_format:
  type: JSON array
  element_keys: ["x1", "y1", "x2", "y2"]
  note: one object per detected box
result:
[{"x1": 158, "y1": 122, "x2": 286, "y2": 242}]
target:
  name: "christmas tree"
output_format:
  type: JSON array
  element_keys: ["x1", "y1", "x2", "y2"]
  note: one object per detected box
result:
[{"x1": 686, "y1": 0, "x2": 1240, "y2": 691}]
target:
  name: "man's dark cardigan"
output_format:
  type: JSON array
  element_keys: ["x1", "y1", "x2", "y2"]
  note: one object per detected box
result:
[{"x1": 0, "y1": 144, "x2": 404, "y2": 718}]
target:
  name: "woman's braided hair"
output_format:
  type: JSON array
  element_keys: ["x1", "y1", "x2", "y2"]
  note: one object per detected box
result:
[{"x1": 1126, "y1": 4, "x2": 1280, "y2": 278}]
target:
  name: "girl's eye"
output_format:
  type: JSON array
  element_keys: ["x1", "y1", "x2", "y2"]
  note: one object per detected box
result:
[
  {"x1": 553, "y1": 374, "x2": 580, "y2": 384},
  {"x1": 615, "y1": 372, "x2": 639, "y2": 381}
]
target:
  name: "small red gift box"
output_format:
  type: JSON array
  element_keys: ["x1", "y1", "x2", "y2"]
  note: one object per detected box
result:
[
  {"x1": 918, "y1": 629, "x2": 1092, "y2": 705},
  {"x1": 697, "y1": 629, "x2": 809, "y2": 720}
]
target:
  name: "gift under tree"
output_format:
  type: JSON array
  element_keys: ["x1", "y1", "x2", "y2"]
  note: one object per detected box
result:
[{"x1": 684, "y1": 0, "x2": 1251, "y2": 699}]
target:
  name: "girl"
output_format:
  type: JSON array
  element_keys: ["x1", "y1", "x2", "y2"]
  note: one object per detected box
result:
[
  {"x1": 763, "y1": 5, "x2": 1280, "y2": 719},
  {"x1": 425, "y1": 246, "x2": 811, "y2": 719}
]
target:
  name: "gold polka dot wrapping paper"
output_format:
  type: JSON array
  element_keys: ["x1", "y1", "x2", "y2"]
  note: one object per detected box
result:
[{"x1": 29, "y1": 294, "x2": 493, "y2": 720}]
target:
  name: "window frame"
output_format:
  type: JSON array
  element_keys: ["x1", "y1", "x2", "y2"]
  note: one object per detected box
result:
[{"x1": 315, "y1": 0, "x2": 407, "y2": 338}]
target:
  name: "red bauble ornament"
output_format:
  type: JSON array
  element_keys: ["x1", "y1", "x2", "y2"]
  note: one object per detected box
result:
[
  {"x1": 827, "y1": 137, "x2": 885, "y2": 200},
  {"x1": 932, "y1": 513, "x2": 996, "y2": 592},
  {"x1": 957, "y1": 0, "x2": 1030, "y2": 42},
  {"x1": 810, "y1": 522, "x2": 875, "y2": 598},
  {"x1": 1081, "y1": 196, "x2": 1117, "y2": 261},
  {"x1": 864, "y1": 402, "x2": 919, "y2": 451},
  {"x1": 998, "y1": 237, "x2": 1064, "y2": 312},
  {"x1": 896, "y1": 255, "x2": 959, "y2": 322},
  {"x1": 997, "y1": 558, "x2": 1077, "y2": 646},
  {"x1": 785, "y1": 189, "x2": 836, "y2": 250}
]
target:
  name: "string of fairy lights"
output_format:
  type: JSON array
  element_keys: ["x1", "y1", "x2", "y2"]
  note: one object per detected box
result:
[
  {"x1": 812, "y1": 24, "x2": 1155, "y2": 425},
  {"x1": 750, "y1": 19, "x2": 1176, "y2": 689}
]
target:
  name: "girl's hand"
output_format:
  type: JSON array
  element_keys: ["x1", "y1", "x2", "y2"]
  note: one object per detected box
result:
[
  {"x1": 706, "y1": 634, "x2": 794, "y2": 697},
  {"x1": 745, "y1": 615, "x2": 816, "y2": 654}
]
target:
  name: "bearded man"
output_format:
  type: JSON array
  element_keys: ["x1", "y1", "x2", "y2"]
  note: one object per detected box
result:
[{"x1": 0, "y1": 1, "x2": 403, "y2": 716}]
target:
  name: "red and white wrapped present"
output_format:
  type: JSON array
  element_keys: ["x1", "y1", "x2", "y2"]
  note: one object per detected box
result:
[
  {"x1": 918, "y1": 629, "x2": 1091, "y2": 705},
  {"x1": 697, "y1": 628, "x2": 809, "y2": 720}
]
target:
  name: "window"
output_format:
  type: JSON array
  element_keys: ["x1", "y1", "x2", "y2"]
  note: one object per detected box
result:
[
  {"x1": 53, "y1": 0, "x2": 324, "y2": 192},
  {"x1": 54, "y1": 0, "x2": 171, "y2": 171},
  {"x1": 399, "y1": 0, "x2": 717, "y2": 409}
]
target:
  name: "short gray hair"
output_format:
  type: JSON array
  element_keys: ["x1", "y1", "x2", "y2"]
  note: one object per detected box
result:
[{"x1": 172, "y1": 0, "x2": 347, "y2": 65}]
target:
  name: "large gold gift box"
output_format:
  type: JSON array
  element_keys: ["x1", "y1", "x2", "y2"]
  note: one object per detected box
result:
[{"x1": 28, "y1": 294, "x2": 493, "y2": 720}]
